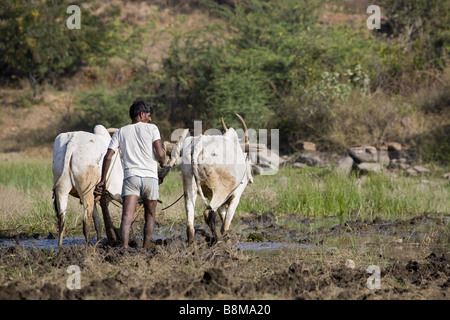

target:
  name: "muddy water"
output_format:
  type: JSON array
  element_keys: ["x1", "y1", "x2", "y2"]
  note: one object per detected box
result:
[
  {"x1": 0, "y1": 237, "x2": 95, "y2": 250},
  {"x1": 0, "y1": 237, "x2": 312, "y2": 255},
  {"x1": 1, "y1": 213, "x2": 448, "y2": 255}
]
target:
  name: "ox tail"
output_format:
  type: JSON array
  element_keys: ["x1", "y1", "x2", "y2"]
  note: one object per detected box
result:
[
  {"x1": 191, "y1": 136, "x2": 214, "y2": 211},
  {"x1": 52, "y1": 137, "x2": 76, "y2": 193}
]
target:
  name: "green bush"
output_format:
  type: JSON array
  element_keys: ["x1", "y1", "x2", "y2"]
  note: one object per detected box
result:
[{"x1": 0, "y1": 0, "x2": 130, "y2": 93}]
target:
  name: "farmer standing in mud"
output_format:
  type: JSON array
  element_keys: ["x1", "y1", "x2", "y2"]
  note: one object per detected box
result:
[{"x1": 95, "y1": 100, "x2": 168, "y2": 249}]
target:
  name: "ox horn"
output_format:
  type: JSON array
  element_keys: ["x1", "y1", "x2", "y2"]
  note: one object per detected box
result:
[
  {"x1": 221, "y1": 117, "x2": 228, "y2": 132},
  {"x1": 235, "y1": 113, "x2": 249, "y2": 145}
]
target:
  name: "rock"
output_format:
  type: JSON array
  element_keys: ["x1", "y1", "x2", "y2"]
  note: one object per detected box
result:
[
  {"x1": 252, "y1": 165, "x2": 264, "y2": 175},
  {"x1": 357, "y1": 162, "x2": 381, "y2": 174},
  {"x1": 406, "y1": 168, "x2": 418, "y2": 176},
  {"x1": 293, "y1": 162, "x2": 306, "y2": 169},
  {"x1": 345, "y1": 259, "x2": 356, "y2": 269},
  {"x1": 412, "y1": 166, "x2": 431, "y2": 176},
  {"x1": 387, "y1": 142, "x2": 403, "y2": 160},
  {"x1": 387, "y1": 142, "x2": 402, "y2": 151},
  {"x1": 348, "y1": 146, "x2": 378, "y2": 163},
  {"x1": 444, "y1": 173, "x2": 450, "y2": 180},
  {"x1": 387, "y1": 162, "x2": 410, "y2": 170},
  {"x1": 298, "y1": 151, "x2": 323, "y2": 166},
  {"x1": 303, "y1": 142, "x2": 316, "y2": 151},
  {"x1": 258, "y1": 148, "x2": 283, "y2": 168},
  {"x1": 399, "y1": 163, "x2": 410, "y2": 170},
  {"x1": 377, "y1": 149, "x2": 390, "y2": 165},
  {"x1": 335, "y1": 156, "x2": 354, "y2": 175},
  {"x1": 293, "y1": 141, "x2": 316, "y2": 151},
  {"x1": 388, "y1": 149, "x2": 403, "y2": 160}
]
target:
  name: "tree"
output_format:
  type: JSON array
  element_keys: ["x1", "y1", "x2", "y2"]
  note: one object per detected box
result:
[{"x1": 0, "y1": 0, "x2": 122, "y2": 95}]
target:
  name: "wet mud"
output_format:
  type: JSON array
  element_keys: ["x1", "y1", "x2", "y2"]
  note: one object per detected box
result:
[{"x1": 0, "y1": 213, "x2": 448, "y2": 300}]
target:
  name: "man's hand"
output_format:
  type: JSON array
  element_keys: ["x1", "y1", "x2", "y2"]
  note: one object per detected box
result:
[
  {"x1": 94, "y1": 180, "x2": 106, "y2": 200},
  {"x1": 158, "y1": 166, "x2": 171, "y2": 185}
]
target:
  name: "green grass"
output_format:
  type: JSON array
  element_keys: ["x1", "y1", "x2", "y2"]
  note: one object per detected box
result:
[
  {"x1": 0, "y1": 158, "x2": 53, "y2": 192},
  {"x1": 0, "y1": 158, "x2": 449, "y2": 235},
  {"x1": 239, "y1": 166, "x2": 450, "y2": 219}
]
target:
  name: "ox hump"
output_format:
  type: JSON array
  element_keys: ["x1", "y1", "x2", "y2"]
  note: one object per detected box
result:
[{"x1": 93, "y1": 125, "x2": 110, "y2": 137}]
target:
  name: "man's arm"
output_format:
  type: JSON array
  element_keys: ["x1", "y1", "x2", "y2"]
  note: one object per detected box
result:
[
  {"x1": 96, "y1": 148, "x2": 115, "y2": 191},
  {"x1": 153, "y1": 139, "x2": 167, "y2": 168}
]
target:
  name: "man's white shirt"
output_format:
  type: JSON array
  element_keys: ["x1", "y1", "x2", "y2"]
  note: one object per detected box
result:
[{"x1": 108, "y1": 122, "x2": 161, "y2": 180}]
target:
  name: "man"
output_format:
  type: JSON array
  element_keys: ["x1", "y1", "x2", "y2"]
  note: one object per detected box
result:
[{"x1": 96, "y1": 100, "x2": 167, "y2": 249}]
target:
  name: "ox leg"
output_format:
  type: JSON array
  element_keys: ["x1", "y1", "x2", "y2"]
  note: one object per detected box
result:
[
  {"x1": 222, "y1": 189, "x2": 246, "y2": 239},
  {"x1": 79, "y1": 186, "x2": 100, "y2": 246},
  {"x1": 100, "y1": 197, "x2": 120, "y2": 245},
  {"x1": 54, "y1": 190, "x2": 69, "y2": 247},
  {"x1": 183, "y1": 175, "x2": 197, "y2": 246},
  {"x1": 93, "y1": 204, "x2": 103, "y2": 242},
  {"x1": 203, "y1": 208, "x2": 219, "y2": 245},
  {"x1": 223, "y1": 201, "x2": 239, "y2": 235},
  {"x1": 82, "y1": 201, "x2": 94, "y2": 245},
  {"x1": 217, "y1": 205, "x2": 227, "y2": 225}
]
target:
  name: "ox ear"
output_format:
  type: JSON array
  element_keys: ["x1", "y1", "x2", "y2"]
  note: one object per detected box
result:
[
  {"x1": 241, "y1": 143, "x2": 266, "y2": 153},
  {"x1": 168, "y1": 128, "x2": 189, "y2": 167},
  {"x1": 107, "y1": 128, "x2": 119, "y2": 136}
]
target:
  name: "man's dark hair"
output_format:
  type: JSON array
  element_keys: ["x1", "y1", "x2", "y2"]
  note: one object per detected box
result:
[{"x1": 129, "y1": 100, "x2": 153, "y2": 120}]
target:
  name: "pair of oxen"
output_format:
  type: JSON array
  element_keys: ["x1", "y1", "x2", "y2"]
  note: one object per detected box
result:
[{"x1": 52, "y1": 115, "x2": 259, "y2": 247}]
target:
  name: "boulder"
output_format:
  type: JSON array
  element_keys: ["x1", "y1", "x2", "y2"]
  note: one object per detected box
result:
[
  {"x1": 252, "y1": 147, "x2": 283, "y2": 175},
  {"x1": 252, "y1": 165, "x2": 264, "y2": 175},
  {"x1": 377, "y1": 149, "x2": 390, "y2": 165},
  {"x1": 335, "y1": 156, "x2": 354, "y2": 175},
  {"x1": 406, "y1": 167, "x2": 419, "y2": 176},
  {"x1": 374, "y1": 142, "x2": 390, "y2": 165},
  {"x1": 412, "y1": 166, "x2": 431, "y2": 176},
  {"x1": 387, "y1": 142, "x2": 402, "y2": 151},
  {"x1": 293, "y1": 162, "x2": 306, "y2": 169},
  {"x1": 293, "y1": 141, "x2": 316, "y2": 151},
  {"x1": 387, "y1": 161, "x2": 410, "y2": 170},
  {"x1": 357, "y1": 162, "x2": 381, "y2": 174},
  {"x1": 387, "y1": 142, "x2": 403, "y2": 160},
  {"x1": 348, "y1": 146, "x2": 378, "y2": 163},
  {"x1": 298, "y1": 151, "x2": 323, "y2": 166}
]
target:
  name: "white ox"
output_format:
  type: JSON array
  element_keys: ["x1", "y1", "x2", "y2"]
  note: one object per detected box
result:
[
  {"x1": 170, "y1": 114, "x2": 254, "y2": 245},
  {"x1": 52, "y1": 125, "x2": 122, "y2": 246}
]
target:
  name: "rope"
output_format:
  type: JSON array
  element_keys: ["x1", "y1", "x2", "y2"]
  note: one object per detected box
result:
[{"x1": 161, "y1": 193, "x2": 184, "y2": 211}]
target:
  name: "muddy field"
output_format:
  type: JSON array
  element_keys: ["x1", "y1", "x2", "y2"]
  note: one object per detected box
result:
[{"x1": 0, "y1": 212, "x2": 448, "y2": 301}]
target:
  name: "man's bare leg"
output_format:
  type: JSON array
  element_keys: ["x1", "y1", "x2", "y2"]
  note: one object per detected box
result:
[
  {"x1": 120, "y1": 195, "x2": 138, "y2": 248},
  {"x1": 143, "y1": 199, "x2": 158, "y2": 249}
]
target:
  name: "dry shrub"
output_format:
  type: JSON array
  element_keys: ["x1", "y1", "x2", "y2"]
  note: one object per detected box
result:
[
  {"x1": 0, "y1": 185, "x2": 33, "y2": 222},
  {"x1": 327, "y1": 66, "x2": 450, "y2": 161}
]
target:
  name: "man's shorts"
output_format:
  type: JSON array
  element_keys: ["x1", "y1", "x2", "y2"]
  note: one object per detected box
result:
[{"x1": 122, "y1": 176, "x2": 159, "y2": 200}]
